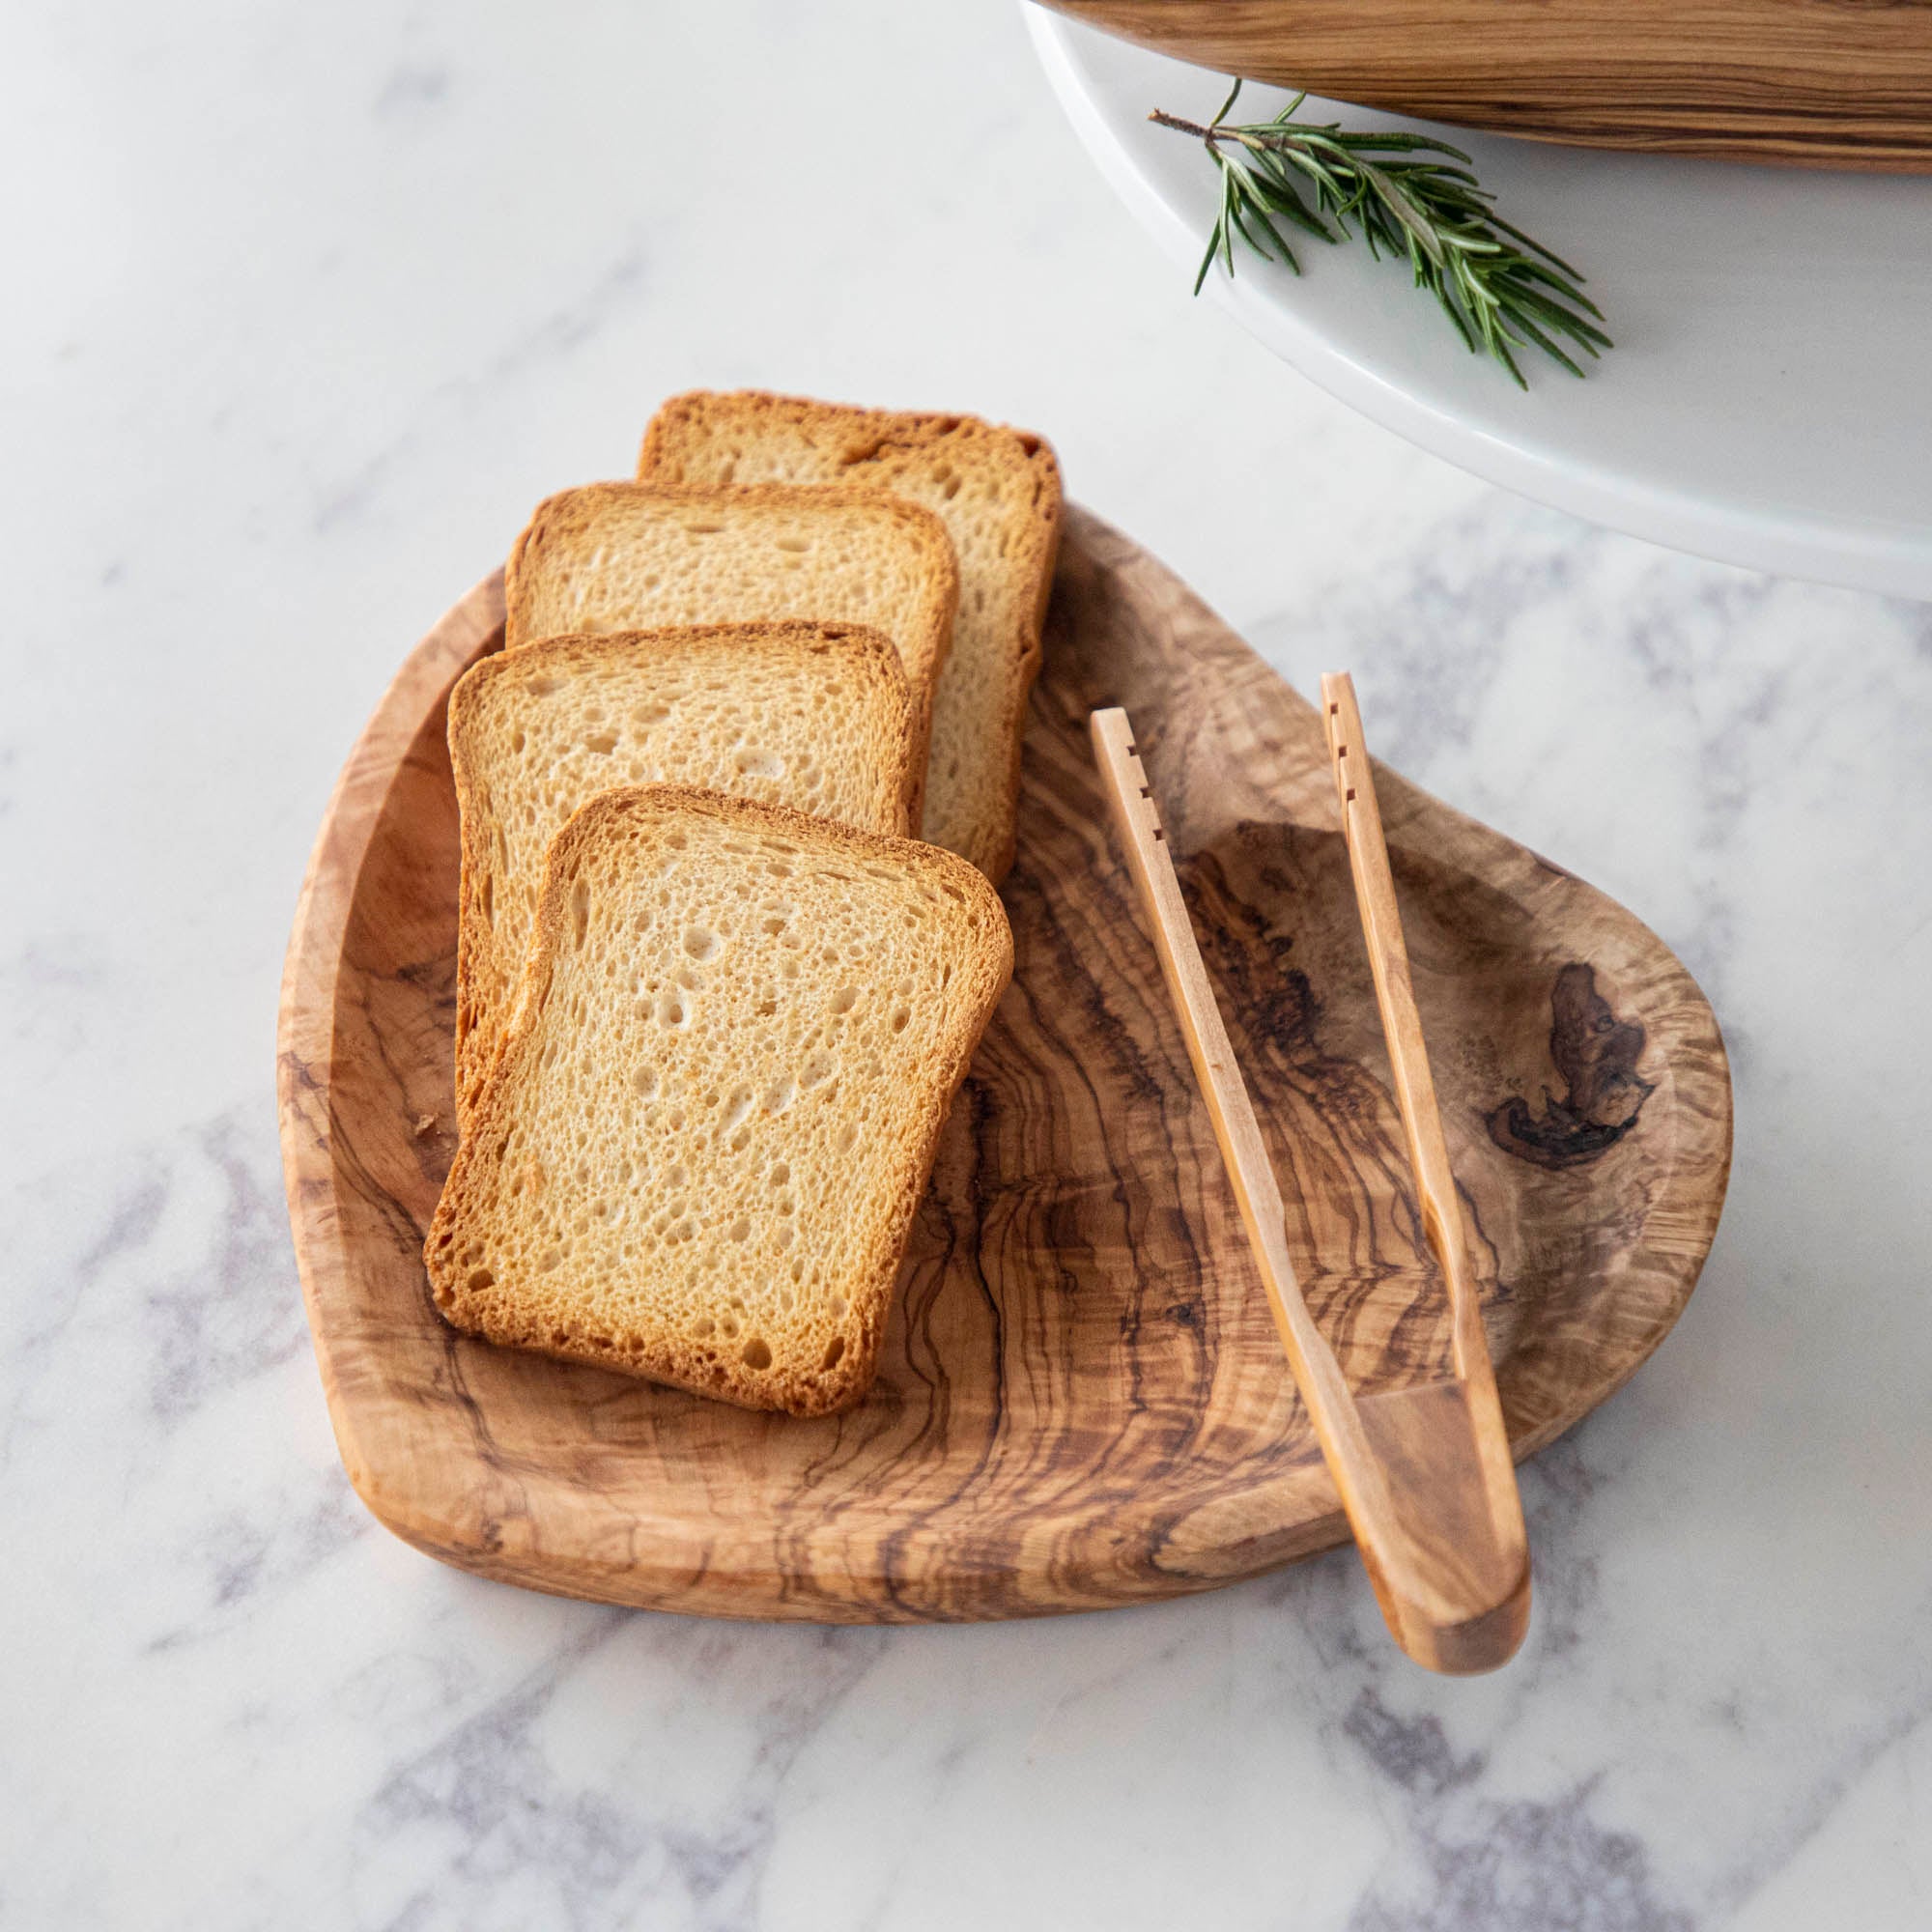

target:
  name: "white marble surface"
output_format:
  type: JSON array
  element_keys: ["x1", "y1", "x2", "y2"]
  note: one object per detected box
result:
[{"x1": 3, "y1": 2, "x2": 1929, "y2": 1926}]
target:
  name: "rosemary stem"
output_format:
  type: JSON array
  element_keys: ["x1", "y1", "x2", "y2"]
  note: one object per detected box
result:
[{"x1": 1147, "y1": 108, "x2": 1215, "y2": 140}]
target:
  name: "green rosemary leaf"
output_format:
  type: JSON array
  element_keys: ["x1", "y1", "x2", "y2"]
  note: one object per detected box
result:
[
  {"x1": 1226, "y1": 196, "x2": 1279, "y2": 268},
  {"x1": 1191, "y1": 223, "x2": 1222, "y2": 298},
  {"x1": 1248, "y1": 170, "x2": 1336, "y2": 242},
  {"x1": 1498, "y1": 307, "x2": 1588, "y2": 379},
  {"x1": 1218, "y1": 163, "x2": 1240, "y2": 279},
  {"x1": 1431, "y1": 279, "x2": 1480, "y2": 355}
]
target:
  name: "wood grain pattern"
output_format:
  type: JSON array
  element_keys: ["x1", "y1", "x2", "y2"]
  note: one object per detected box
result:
[
  {"x1": 1042, "y1": 0, "x2": 1932, "y2": 170},
  {"x1": 276, "y1": 506, "x2": 1732, "y2": 1623},
  {"x1": 1318, "y1": 675, "x2": 1528, "y2": 1668},
  {"x1": 1093, "y1": 699, "x2": 1526, "y2": 1672}
]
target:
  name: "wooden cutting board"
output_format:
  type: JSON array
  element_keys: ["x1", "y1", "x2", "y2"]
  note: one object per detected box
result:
[
  {"x1": 277, "y1": 507, "x2": 1731, "y2": 1622},
  {"x1": 1041, "y1": 0, "x2": 1932, "y2": 170}
]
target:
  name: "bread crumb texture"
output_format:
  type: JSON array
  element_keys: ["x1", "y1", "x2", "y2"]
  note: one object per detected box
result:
[
  {"x1": 502, "y1": 481, "x2": 957, "y2": 816},
  {"x1": 639, "y1": 391, "x2": 1063, "y2": 880},
  {"x1": 425, "y1": 787, "x2": 1011, "y2": 1416},
  {"x1": 448, "y1": 622, "x2": 916, "y2": 1125}
]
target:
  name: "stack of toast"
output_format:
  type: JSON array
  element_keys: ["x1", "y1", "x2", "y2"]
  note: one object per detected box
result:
[{"x1": 423, "y1": 392, "x2": 1063, "y2": 1416}]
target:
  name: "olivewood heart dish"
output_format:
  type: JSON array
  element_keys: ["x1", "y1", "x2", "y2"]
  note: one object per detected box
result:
[{"x1": 276, "y1": 505, "x2": 1731, "y2": 1621}]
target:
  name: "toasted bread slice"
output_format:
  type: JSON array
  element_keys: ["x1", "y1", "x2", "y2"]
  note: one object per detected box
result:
[
  {"x1": 503, "y1": 480, "x2": 957, "y2": 821},
  {"x1": 447, "y1": 621, "x2": 917, "y2": 1127},
  {"x1": 639, "y1": 391, "x2": 1062, "y2": 881},
  {"x1": 424, "y1": 787, "x2": 1012, "y2": 1415}
]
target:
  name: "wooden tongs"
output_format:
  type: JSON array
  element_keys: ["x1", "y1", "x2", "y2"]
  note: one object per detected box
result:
[{"x1": 1091, "y1": 678, "x2": 1530, "y2": 1672}]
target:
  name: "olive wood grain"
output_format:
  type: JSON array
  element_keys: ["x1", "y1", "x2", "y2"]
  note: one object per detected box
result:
[
  {"x1": 1093, "y1": 700, "x2": 1527, "y2": 1672},
  {"x1": 276, "y1": 505, "x2": 1732, "y2": 1622},
  {"x1": 1040, "y1": 0, "x2": 1932, "y2": 170},
  {"x1": 1319, "y1": 675, "x2": 1528, "y2": 1667}
]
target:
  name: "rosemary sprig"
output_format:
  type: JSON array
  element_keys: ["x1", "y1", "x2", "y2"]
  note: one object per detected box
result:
[{"x1": 1151, "y1": 81, "x2": 1609, "y2": 386}]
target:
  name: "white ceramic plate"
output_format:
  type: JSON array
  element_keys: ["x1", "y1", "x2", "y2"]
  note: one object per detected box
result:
[{"x1": 1029, "y1": 7, "x2": 1932, "y2": 597}]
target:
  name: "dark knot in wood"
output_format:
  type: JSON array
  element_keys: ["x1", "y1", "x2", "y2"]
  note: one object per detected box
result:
[{"x1": 1488, "y1": 963, "x2": 1654, "y2": 1170}]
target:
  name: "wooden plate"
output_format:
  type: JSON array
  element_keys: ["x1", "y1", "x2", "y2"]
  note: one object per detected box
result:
[{"x1": 277, "y1": 507, "x2": 1731, "y2": 1622}]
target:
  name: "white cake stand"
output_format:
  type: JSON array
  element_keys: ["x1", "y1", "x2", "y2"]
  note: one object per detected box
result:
[{"x1": 1030, "y1": 7, "x2": 1932, "y2": 598}]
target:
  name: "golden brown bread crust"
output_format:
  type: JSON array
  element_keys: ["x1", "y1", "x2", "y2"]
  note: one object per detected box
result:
[
  {"x1": 638, "y1": 391, "x2": 1064, "y2": 883},
  {"x1": 501, "y1": 478, "x2": 959, "y2": 825},
  {"x1": 446, "y1": 620, "x2": 920, "y2": 1130},
  {"x1": 424, "y1": 786, "x2": 1012, "y2": 1416}
]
